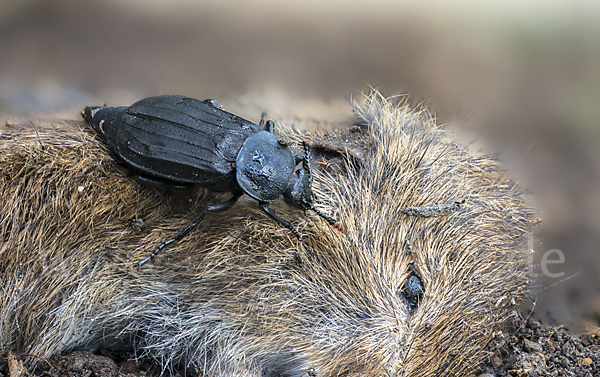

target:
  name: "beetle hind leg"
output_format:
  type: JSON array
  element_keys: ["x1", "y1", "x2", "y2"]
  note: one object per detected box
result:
[{"x1": 203, "y1": 99, "x2": 219, "y2": 108}]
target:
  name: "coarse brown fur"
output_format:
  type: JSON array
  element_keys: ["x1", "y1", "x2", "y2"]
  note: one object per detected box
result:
[{"x1": 0, "y1": 90, "x2": 535, "y2": 376}]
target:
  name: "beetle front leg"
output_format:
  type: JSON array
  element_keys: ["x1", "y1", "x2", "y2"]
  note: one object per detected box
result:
[
  {"x1": 137, "y1": 193, "x2": 242, "y2": 268},
  {"x1": 259, "y1": 202, "x2": 302, "y2": 241}
]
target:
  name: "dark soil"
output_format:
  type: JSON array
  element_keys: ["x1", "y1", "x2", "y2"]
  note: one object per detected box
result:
[
  {"x1": 1, "y1": 350, "x2": 152, "y2": 377},
  {"x1": 2, "y1": 318, "x2": 598, "y2": 377},
  {"x1": 479, "y1": 317, "x2": 600, "y2": 377}
]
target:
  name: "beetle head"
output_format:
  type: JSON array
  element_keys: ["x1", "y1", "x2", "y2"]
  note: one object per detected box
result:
[
  {"x1": 284, "y1": 140, "x2": 342, "y2": 232},
  {"x1": 283, "y1": 160, "x2": 313, "y2": 210}
]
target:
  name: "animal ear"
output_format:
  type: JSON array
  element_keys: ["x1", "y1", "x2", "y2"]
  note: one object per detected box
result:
[{"x1": 309, "y1": 132, "x2": 371, "y2": 175}]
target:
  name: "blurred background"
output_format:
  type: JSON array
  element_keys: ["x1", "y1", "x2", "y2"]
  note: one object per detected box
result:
[{"x1": 1, "y1": 0, "x2": 599, "y2": 332}]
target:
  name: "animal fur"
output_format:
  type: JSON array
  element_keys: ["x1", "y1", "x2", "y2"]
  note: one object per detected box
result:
[{"x1": 0, "y1": 90, "x2": 534, "y2": 376}]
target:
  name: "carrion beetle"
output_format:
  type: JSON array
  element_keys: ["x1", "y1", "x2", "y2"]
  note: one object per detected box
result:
[{"x1": 83, "y1": 95, "x2": 341, "y2": 267}]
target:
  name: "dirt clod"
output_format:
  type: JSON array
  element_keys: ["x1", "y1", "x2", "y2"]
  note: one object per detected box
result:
[
  {"x1": 480, "y1": 318, "x2": 600, "y2": 377},
  {"x1": 7, "y1": 352, "x2": 25, "y2": 377}
]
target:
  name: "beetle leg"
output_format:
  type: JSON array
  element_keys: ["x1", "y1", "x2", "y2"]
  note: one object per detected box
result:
[
  {"x1": 259, "y1": 112, "x2": 266, "y2": 129},
  {"x1": 259, "y1": 202, "x2": 302, "y2": 241},
  {"x1": 203, "y1": 99, "x2": 219, "y2": 108},
  {"x1": 259, "y1": 113, "x2": 275, "y2": 133},
  {"x1": 137, "y1": 193, "x2": 242, "y2": 268},
  {"x1": 264, "y1": 119, "x2": 275, "y2": 134}
]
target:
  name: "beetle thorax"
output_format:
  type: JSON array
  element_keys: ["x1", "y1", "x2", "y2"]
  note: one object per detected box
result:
[{"x1": 235, "y1": 131, "x2": 295, "y2": 202}]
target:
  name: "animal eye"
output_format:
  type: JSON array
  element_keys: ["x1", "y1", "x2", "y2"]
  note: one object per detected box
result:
[{"x1": 401, "y1": 274, "x2": 424, "y2": 309}]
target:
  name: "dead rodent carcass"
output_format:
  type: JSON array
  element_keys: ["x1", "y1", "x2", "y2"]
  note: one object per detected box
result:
[{"x1": 0, "y1": 90, "x2": 535, "y2": 377}]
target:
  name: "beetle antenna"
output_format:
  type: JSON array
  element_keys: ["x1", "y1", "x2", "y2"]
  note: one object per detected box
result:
[
  {"x1": 302, "y1": 134, "x2": 312, "y2": 179},
  {"x1": 311, "y1": 205, "x2": 344, "y2": 234},
  {"x1": 303, "y1": 133, "x2": 313, "y2": 146}
]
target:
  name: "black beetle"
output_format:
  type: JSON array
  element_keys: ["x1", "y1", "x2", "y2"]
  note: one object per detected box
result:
[{"x1": 83, "y1": 95, "x2": 341, "y2": 267}]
